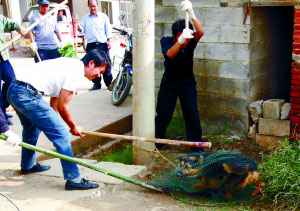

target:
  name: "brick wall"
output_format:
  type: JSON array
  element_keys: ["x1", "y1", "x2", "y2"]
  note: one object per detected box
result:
[{"x1": 290, "y1": 6, "x2": 300, "y2": 136}]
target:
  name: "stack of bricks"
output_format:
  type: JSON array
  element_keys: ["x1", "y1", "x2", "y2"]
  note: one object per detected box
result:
[
  {"x1": 291, "y1": 6, "x2": 300, "y2": 138},
  {"x1": 256, "y1": 100, "x2": 290, "y2": 148}
]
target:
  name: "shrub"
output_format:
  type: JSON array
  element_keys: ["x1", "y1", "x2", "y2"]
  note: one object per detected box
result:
[{"x1": 259, "y1": 139, "x2": 300, "y2": 210}]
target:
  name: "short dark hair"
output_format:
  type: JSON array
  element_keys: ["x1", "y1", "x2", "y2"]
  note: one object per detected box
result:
[
  {"x1": 88, "y1": 0, "x2": 98, "y2": 5},
  {"x1": 171, "y1": 19, "x2": 194, "y2": 37},
  {"x1": 81, "y1": 49, "x2": 111, "y2": 67}
]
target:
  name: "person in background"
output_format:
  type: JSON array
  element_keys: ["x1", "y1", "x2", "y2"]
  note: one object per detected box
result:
[
  {"x1": 29, "y1": 0, "x2": 62, "y2": 63},
  {"x1": 7, "y1": 49, "x2": 110, "y2": 190},
  {"x1": 155, "y1": 0, "x2": 204, "y2": 153},
  {"x1": 78, "y1": 0, "x2": 113, "y2": 91},
  {"x1": 57, "y1": 10, "x2": 67, "y2": 22},
  {"x1": 0, "y1": 14, "x2": 26, "y2": 125}
]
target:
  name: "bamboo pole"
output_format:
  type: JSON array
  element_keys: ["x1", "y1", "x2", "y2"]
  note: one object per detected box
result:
[
  {"x1": 0, "y1": 134, "x2": 162, "y2": 192},
  {"x1": 82, "y1": 131, "x2": 212, "y2": 148},
  {"x1": 0, "y1": 0, "x2": 68, "y2": 52}
]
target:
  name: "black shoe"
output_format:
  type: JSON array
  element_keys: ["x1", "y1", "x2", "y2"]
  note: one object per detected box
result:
[
  {"x1": 7, "y1": 113, "x2": 13, "y2": 118},
  {"x1": 7, "y1": 118, "x2": 13, "y2": 126},
  {"x1": 21, "y1": 163, "x2": 51, "y2": 174},
  {"x1": 89, "y1": 84, "x2": 101, "y2": 91},
  {"x1": 65, "y1": 178, "x2": 99, "y2": 190}
]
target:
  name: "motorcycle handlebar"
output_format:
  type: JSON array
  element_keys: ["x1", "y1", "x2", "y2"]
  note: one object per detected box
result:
[{"x1": 113, "y1": 27, "x2": 128, "y2": 36}]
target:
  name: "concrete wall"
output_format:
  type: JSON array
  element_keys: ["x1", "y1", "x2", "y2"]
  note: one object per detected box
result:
[{"x1": 155, "y1": 0, "x2": 294, "y2": 136}]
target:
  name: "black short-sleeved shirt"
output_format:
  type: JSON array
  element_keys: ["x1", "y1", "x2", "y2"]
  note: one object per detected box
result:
[{"x1": 160, "y1": 36, "x2": 198, "y2": 87}]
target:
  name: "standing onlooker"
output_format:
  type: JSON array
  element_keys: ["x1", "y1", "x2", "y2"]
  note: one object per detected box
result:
[
  {"x1": 0, "y1": 14, "x2": 26, "y2": 125},
  {"x1": 29, "y1": 0, "x2": 62, "y2": 63},
  {"x1": 155, "y1": 0, "x2": 204, "y2": 152},
  {"x1": 78, "y1": 0, "x2": 113, "y2": 91}
]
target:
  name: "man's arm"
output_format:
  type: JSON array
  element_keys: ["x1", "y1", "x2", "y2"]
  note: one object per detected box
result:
[
  {"x1": 50, "y1": 97, "x2": 59, "y2": 112},
  {"x1": 104, "y1": 14, "x2": 112, "y2": 49},
  {"x1": 191, "y1": 16, "x2": 204, "y2": 41},
  {"x1": 56, "y1": 33, "x2": 62, "y2": 43},
  {"x1": 57, "y1": 89, "x2": 82, "y2": 136},
  {"x1": 1, "y1": 15, "x2": 20, "y2": 32},
  {"x1": 166, "y1": 42, "x2": 182, "y2": 59},
  {"x1": 28, "y1": 31, "x2": 35, "y2": 43}
]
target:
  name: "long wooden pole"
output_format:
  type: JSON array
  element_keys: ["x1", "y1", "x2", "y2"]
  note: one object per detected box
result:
[
  {"x1": 0, "y1": 0, "x2": 68, "y2": 52},
  {"x1": 35, "y1": 50, "x2": 42, "y2": 62},
  {"x1": 82, "y1": 131, "x2": 212, "y2": 148},
  {"x1": 0, "y1": 134, "x2": 163, "y2": 192}
]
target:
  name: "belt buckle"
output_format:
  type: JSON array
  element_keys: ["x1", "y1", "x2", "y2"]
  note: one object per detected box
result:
[{"x1": 35, "y1": 90, "x2": 42, "y2": 97}]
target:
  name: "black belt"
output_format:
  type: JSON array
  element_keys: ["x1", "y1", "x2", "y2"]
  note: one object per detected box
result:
[
  {"x1": 88, "y1": 42, "x2": 106, "y2": 46},
  {"x1": 14, "y1": 80, "x2": 44, "y2": 96}
]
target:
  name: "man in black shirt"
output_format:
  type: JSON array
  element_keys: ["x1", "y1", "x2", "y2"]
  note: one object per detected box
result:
[{"x1": 155, "y1": 0, "x2": 204, "y2": 152}]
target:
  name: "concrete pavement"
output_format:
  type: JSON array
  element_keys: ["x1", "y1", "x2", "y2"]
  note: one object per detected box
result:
[{"x1": 0, "y1": 43, "x2": 147, "y2": 210}]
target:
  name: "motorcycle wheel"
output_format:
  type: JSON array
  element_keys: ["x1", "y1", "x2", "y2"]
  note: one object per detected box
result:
[{"x1": 111, "y1": 70, "x2": 132, "y2": 106}]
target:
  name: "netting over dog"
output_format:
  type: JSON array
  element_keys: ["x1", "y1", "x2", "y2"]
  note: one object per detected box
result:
[{"x1": 149, "y1": 151, "x2": 264, "y2": 201}]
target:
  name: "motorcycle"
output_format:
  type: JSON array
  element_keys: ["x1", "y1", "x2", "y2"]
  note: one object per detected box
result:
[{"x1": 111, "y1": 27, "x2": 133, "y2": 106}]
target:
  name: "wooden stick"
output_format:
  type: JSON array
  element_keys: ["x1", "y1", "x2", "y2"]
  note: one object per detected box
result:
[
  {"x1": 35, "y1": 50, "x2": 42, "y2": 62},
  {"x1": 82, "y1": 131, "x2": 212, "y2": 148},
  {"x1": 0, "y1": 0, "x2": 68, "y2": 52},
  {"x1": 185, "y1": 10, "x2": 189, "y2": 29}
]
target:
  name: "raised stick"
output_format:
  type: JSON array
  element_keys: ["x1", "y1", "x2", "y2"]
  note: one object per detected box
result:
[
  {"x1": 185, "y1": 10, "x2": 189, "y2": 29},
  {"x1": 0, "y1": 0, "x2": 68, "y2": 52},
  {"x1": 82, "y1": 131, "x2": 212, "y2": 148}
]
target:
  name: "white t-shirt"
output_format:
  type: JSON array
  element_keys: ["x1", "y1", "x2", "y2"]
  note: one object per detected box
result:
[{"x1": 17, "y1": 58, "x2": 85, "y2": 97}]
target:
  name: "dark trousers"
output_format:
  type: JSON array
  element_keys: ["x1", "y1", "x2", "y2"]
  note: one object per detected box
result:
[
  {"x1": 34, "y1": 48, "x2": 60, "y2": 63},
  {"x1": 155, "y1": 84, "x2": 202, "y2": 152},
  {"x1": 86, "y1": 42, "x2": 112, "y2": 87},
  {"x1": 0, "y1": 59, "x2": 16, "y2": 122}
]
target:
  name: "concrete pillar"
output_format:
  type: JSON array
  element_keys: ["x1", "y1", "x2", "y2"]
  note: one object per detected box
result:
[{"x1": 132, "y1": 0, "x2": 155, "y2": 165}]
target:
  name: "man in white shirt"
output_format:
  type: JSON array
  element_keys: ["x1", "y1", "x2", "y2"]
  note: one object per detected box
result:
[{"x1": 7, "y1": 49, "x2": 109, "y2": 190}]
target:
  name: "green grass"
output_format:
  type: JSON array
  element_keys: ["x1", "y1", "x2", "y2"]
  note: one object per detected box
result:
[
  {"x1": 166, "y1": 116, "x2": 187, "y2": 139},
  {"x1": 259, "y1": 139, "x2": 300, "y2": 211},
  {"x1": 95, "y1": 144, "x2": 133, "y2": 165}
]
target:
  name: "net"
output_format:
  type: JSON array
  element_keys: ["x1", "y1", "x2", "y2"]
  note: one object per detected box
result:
[{"x1": 149, "y1": 151, "x2": 265, "y2": 201}]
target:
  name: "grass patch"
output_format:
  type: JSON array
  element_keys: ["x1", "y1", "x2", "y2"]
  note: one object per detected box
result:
[
  {"x1": 259, "y1": 139, "x2": 300, "y2": 210},
  {"x1": 95, "y1": 144, "x2": 133, "y2": 165}
]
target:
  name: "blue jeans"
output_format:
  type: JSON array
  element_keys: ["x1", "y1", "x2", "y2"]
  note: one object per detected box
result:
[
  {"x1": 34, "y1": 48, "x2": 60, "y2": 63},
  {"x1": 7, "y1": 80, "x2": 80, "y2": 180},
  {"x1": 0, "y1": 59, "x2": 16, "y2": 120}
]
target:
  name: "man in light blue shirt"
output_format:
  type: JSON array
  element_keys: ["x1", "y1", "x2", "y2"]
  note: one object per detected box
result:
[
  {"x1": 78, "y1": 0, "x2": 113, "y2": 91},
  {"x1": 29, "y1": 0, "x2": 62, "y2": 63}
]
